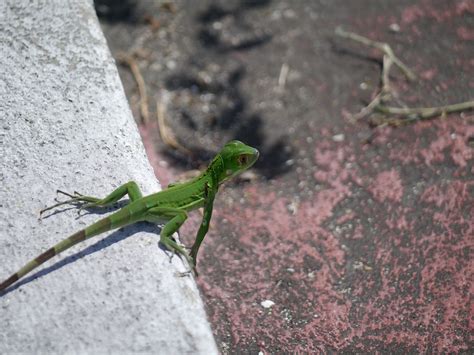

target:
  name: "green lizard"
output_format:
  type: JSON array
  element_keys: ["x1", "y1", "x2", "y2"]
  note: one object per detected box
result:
[{"x1": 0, "y1": 140, "x2": 259, "y2": 292}]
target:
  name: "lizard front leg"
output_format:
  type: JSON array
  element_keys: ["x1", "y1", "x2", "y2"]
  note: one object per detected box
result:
[
  {"x1": 145, "y1": 207, "x2": 194, "y2": 270},
  {"x1": 190, "y1": 182, "x2": 217, "y2": 268}
]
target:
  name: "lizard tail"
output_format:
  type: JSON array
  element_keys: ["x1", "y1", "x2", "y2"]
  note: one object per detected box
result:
[{"x1": 0, "y1": 216, "x2": 113, "y2": 292}]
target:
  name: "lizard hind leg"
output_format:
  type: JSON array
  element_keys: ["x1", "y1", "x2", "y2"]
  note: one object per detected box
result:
[{"x1": 39, "y1": 181, "x2": 144, "y2": 218}]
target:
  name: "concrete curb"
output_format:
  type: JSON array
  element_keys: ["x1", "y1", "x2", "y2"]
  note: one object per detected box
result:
[{"x1": 0, "y1": 1, "x2": 217, "y2": 353}]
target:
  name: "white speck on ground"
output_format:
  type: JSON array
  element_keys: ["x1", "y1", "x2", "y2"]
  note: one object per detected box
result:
[{"x1": 261, "y1": 300, "x2": 275, "y2": 308}]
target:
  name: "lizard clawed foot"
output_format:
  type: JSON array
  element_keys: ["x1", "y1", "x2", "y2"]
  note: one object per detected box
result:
[
  {"x1": 177, "y1": 270, "x2": 193, "y2": 277},
  {"x1": 76, "y1": 203, "x2": 95, "y2": 216},
  {"x1": 178, "y1": 266, "x2": 199, "y2": 277},
  {"x1": 56, "y1": 190, "x2": 76, "y2": 199},
  {"x1": 39, "y1": 192, "x2": 83, "y2": 219},
  {"x1": 166, "y1": 249, "x2": 178, "y2": 263},
  {"x1": 163, "y1": 246, "x2": 197, "y2": 276},
  {"x1": 39, "y1": 190, "x2": 95, "y2": 219},
  {"x1": 177, "y1": 262, "x2": 198, "y2": 277}
]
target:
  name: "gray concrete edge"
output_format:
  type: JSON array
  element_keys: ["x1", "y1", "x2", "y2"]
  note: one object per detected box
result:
[{"x1": 0, "y1": 1, "x2": 217, "y2": 353}]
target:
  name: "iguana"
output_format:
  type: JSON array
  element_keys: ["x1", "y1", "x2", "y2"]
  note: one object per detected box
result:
[{"x1": 0, "y1": 140, "x2": 259, "y2": 292}]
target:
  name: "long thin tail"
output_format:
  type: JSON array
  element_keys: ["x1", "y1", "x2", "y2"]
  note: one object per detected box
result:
[{"x1": 0, "y1": 216, "x2": 113, "y2": 292}]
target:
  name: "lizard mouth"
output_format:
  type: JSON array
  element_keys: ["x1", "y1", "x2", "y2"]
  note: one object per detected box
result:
[{"x1": 250, "y1": 148, "x2": 259, "y2": 166}]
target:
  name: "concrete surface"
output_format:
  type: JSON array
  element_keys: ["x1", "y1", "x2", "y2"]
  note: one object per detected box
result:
[
  {"x1": 98, "y1": 0, "x2": 473, "y2": 352},
  {"x1": 0, "y1": 1, "x2": 217, "y2": 353}
]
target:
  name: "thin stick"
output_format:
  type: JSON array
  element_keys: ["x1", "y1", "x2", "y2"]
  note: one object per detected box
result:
[
  {"x1": 376, "y1": 100, "x2": 474, "y2": 119},
  {"x1": 156, "y1": 99, "x2": 192, "y2": 155},
  {"x1": 351, "y1": 92, "x2": 383, "y2": 121},
  {"x1": 335, "y1": 27, "x2": 474, "y2": 126},
  {"x1": 118, "y1": 53, "x2": 150, "y2": 124},
  {"x1": 278, "y1": 63, "x2": 289, "y2": 90},
  {"x1": 335, "y1": 27, "x2": 416, "y2": 81}
]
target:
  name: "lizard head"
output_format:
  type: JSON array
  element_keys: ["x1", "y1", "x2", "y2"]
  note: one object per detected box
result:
[{"x1": 217, "y1": 140, "x2": 259, "y2": 183}]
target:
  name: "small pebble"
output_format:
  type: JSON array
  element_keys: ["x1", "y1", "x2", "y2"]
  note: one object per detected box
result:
[
  {"x1": 389, "y1": 23, "x2": 400, "y2": 32},
  {"x1": 260, "y1": 300, "x2": 275, "y2": 309}
]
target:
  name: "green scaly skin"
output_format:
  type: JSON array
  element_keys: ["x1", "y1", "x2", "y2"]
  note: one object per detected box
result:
[{"x1": 0, "y1": 141, "x2": 259, "y2": 292}]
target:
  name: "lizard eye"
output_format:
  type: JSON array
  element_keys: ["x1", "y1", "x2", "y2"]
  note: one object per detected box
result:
[{"x1": 237, "y1": 155, "x2": 248, "y2": 166}]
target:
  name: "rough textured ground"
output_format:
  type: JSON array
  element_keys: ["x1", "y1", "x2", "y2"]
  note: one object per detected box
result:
[{"x1": 98, "y1": 0, "x2": 473, "y2": 352}]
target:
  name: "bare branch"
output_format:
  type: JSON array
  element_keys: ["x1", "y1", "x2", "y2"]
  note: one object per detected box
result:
[
  {"x1": 376, "y1": 100, "x2": 474, "y2": 119},
  {"x1": 117, "y1": 53, "x2": 150, "y2": 124},
  {"x1": 335, "y1": 27, "x2": 474, "y2": 127},
  {"x1": 335, "y1": 27, "x2": 416, "y2": 81},
  {"x1": 156, "y1": 98, "x2": 192, "y2": 156}
]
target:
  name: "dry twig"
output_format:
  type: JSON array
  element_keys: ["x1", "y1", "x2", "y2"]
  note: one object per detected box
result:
[
  {"x1": 156, "y1": 99, "x2": 192, "y2": 155},
  {"x1": 117, "y1": 53, "x2": 150, "y2": 124},
  {"x1": 278, "y1": 63, "x2": 290, "y2": 91},
  {"x1": 335, "y1": 27, "x2": 474, "y2": 126},
  {"x1": 335, "y1": 27, "x2": 416, "y2": 81}
]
